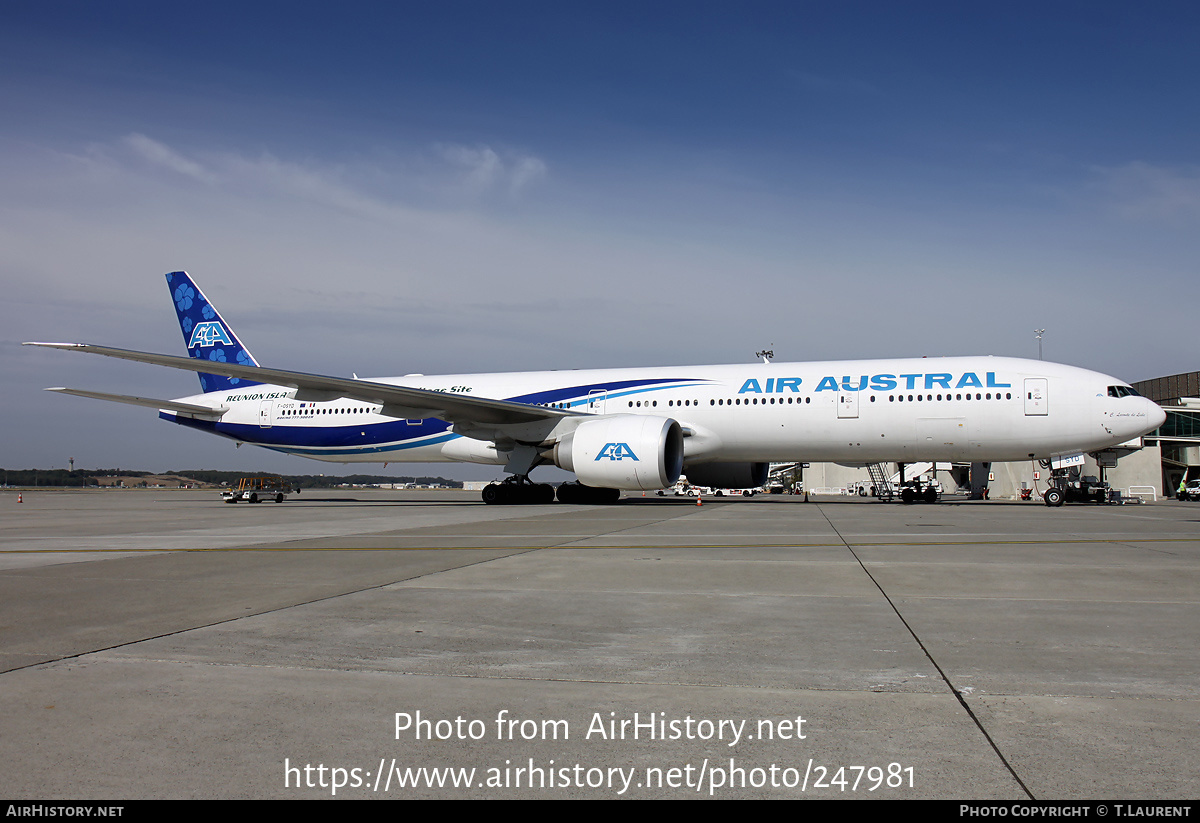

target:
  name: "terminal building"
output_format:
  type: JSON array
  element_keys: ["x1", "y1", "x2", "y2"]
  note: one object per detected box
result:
[
  {"x1": 795, "y1": 371, "x2": 1200, "y2": 502},
  {"x1": 1134, "y1": 371, "x2": 1200, "y2": 495}
]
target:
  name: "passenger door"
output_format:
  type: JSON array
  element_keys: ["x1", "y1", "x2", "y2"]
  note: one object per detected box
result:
[{"x1": 1024, "y1": 378, "x2": 1048, "y2": 416}]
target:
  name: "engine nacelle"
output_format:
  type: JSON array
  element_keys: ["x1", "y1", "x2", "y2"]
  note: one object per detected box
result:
[
  {"x1": 553, "y1": 415, "x2": 683, "y2": 491},
  {"x1": 683, "y1": 462, "x2": 769, "y2": 489}
]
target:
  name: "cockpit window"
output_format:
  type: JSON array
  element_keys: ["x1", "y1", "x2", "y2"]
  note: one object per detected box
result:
[{"x1": 1108, "y1": 385, "x2": 1141, "y2": 398}]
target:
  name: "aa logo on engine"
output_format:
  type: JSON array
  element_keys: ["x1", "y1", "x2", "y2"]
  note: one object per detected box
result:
[
  {"x1": 188, "y1": 321, "x2": 234, "y2": 348},
  {"x1": 596, "y1": 442, "x2": 639, "y2": 461}
]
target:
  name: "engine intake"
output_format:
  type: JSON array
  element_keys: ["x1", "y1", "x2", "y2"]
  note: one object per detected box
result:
[{"x1": 552, "y1": 415, "x2": 683, "y2": 491}]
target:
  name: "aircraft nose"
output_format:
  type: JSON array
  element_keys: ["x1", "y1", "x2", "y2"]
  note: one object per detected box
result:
[{"x1": 1148, "y1": 399, "x2": 1167, "y2": 431}]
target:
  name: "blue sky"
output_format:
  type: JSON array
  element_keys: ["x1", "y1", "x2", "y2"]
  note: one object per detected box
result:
[{"x1": 3, "y1": 2, "x2": 1198, "y2": 475}]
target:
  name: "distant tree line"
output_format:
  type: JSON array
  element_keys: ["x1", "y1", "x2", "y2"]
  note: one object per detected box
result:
[{"x1": 0, "y1": 469, "x2": 134, "y2": 487}]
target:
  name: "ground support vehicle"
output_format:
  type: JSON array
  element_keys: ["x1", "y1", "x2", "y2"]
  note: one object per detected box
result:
[
  {"x1": 1042, "y1": 471, "x2": 1109, "y2": 507},
  {"x1": 898, "y1": 479, "x2": 940, "y2": 504},
  {"x1": 222, "y1": 476, "x2": 294, "y2": 504}
]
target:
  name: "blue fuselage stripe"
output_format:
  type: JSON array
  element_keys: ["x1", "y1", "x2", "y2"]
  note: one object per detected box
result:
[{"x1": 163, "y1": 377, "x2": 711, "y2": 456}]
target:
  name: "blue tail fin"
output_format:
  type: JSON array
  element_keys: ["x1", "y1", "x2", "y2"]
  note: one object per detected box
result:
[{"x1": 165, "y1": 271, "x2": 262, "y2": 393}]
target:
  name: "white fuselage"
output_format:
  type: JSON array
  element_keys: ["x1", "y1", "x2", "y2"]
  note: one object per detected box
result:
[{"x1": 165, "y1": 355, "x2": 1164, "y2": 470}]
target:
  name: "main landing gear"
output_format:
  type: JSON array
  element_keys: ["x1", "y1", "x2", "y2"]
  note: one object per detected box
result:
[
  {"x1": 554, "y1": 482, "x2": 621, "y2": 505},
  {"x1": 480, "y1": 477, "x2": 621, "y2": 505},
  {"x1": 481, "y1": 476, "x2": 555, "y2": 505},
  {"x1": 482, "y1": 444, "x2": 621, "y2": 504}
]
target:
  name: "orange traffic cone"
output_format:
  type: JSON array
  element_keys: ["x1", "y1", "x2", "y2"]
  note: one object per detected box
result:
[
  {"x1": 17, "y1": 493, "x2": 22, "y2": 503},
  {"x1": 696, "y1": 496, "x2": 702, "y2": 506}
]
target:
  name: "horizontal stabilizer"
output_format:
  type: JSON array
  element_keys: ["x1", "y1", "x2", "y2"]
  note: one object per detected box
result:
[{"x1": 45, "y1": 387, "x2": 227, "y2": 419}]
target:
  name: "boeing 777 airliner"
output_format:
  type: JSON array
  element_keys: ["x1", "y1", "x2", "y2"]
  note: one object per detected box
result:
[{"x1": 26, "y1": 272, "x2": 1165, "y2": 505}]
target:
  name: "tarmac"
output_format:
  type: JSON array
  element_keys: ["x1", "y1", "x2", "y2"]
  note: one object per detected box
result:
[{"x1": 1, "y1": 488, "x2": 1197, "y2": 799}]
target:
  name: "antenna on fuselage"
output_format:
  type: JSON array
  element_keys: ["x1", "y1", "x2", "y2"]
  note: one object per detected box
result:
[{"x1": 756, "y1": 348, "x2": 775, "y2": 364}]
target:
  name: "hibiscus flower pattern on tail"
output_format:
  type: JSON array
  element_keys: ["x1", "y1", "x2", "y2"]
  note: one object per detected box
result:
[{"x1": 165, "y1": 271, "x2": 263, "y2": 392}]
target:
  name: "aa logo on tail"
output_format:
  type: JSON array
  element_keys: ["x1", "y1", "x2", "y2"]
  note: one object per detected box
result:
[
  {"x1": 188, "y1": 321, "x2": 234, "y2": 349},
  {"x1": 596, "y1": 442, "x2": 639, "y2": 461}
]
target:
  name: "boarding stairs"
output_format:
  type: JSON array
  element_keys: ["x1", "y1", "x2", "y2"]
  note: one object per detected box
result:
[{"x1": 867, "y1": 463, "x2": 896, "y2": 501}]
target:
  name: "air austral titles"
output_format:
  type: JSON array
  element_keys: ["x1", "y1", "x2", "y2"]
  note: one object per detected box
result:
[{"x1": 26, "y1": 272, "x2": 1164, "y2": 505}]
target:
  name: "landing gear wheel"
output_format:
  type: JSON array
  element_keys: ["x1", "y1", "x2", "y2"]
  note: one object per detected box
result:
[
  {"x1": 482, "y1": 481, "x2": 555, "y2": 505},
  {"x1": 556, "y1": 483, "x2": 620, "y2": 504},
  {"x1": 1044, "y1": 488, "x2": 1064, "y2": 507}
]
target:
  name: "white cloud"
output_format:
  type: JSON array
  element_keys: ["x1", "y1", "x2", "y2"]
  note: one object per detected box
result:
[
  {"x1": 123, "y1": 133, "x2": 214, "y2": 183},
  {"x1": 437, "y1": 144, "x2": 501, "y2": 192},
  {"x1": 434, "y1": 143, "x2": 548, "y2": 198},
  {"x1": 216, "y1": 150, "x2": 418, "y2": 226},
  {"x1": 1091, "y1": 161, "x2": 1200, "y2": 223},
  {"x1": 509, "y1": 155, "x2": 548, "y2": 195},
  {"x1": 115, "y1": 135, "x2": 549, "y2": 214}
]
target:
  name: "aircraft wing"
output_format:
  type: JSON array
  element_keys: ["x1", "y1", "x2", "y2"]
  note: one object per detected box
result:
[{"x1": 24, "y1": 342, "x2": 575, "y2": 426}]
